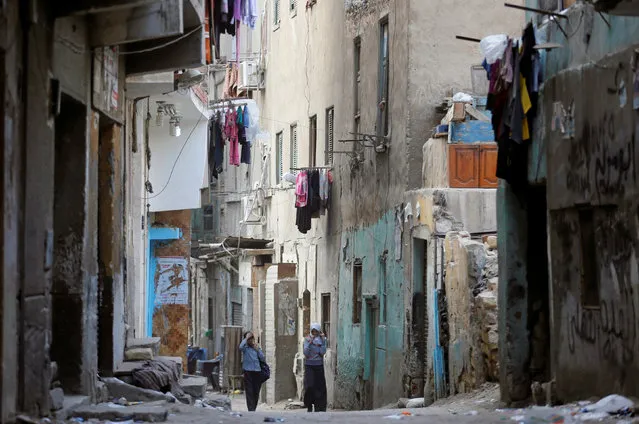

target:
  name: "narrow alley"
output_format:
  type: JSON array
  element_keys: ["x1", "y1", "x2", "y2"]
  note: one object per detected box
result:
[{"x1": 3, "y1": 0, "x2": 639, "y2": 424}]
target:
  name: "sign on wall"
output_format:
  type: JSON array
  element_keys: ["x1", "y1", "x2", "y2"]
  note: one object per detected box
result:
[
  {"x1": 93, "y1": 46, "x2": 122, "y2": 121},
  {"x1": 155, "y1": 257, "x2": 189, "y2": 305}
]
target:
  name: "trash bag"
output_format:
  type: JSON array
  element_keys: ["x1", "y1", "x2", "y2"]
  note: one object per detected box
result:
[{"x1": 480, "y1": 34, "x2": 509, "y2": 65}]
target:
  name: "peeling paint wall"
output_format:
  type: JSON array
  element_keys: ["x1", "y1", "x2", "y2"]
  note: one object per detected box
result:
[
  {"x1": 152, "y1": 210, "x2": 192, "y2": 368},
  {"x1": 336, "y1": 209, "x2": 405, "y2": 410}
]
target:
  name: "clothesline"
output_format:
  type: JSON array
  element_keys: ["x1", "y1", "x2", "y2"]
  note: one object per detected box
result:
[{"x1": 291, "y1": 166, "x2": 333, "y2": 170}]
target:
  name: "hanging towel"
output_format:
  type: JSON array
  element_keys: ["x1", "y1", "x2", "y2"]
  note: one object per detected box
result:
[{"x1": 295, "y1": 171, "x2": 308, "y2": 207}]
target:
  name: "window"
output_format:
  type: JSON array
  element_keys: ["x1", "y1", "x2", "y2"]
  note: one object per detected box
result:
[
  {"x1": 290, "y1": 0, "x2": 297, "y2": 15},
  {"x1": 353, "y1": 259, "x2": 362, "y2": 324},
  {"x1": 377, "y1": 18, "x2": 390, "y2": 138},
  {"x1": 321, "y1": 293, "x2": 331, "y2": 342},
  {"x1": 273, "y1": 0, "x2": 281, "y2": 28},
  {"x1": 290, "y1": 124, "x2": 298, "y2": 173},
  {"x1": 325, "y1": 107, "x2": 334, "y2": 165},
  {"x1": 203, "y1": 205, "x2": 214, "y2": 230},
  {"x1": 354, "y1": 37, "x2": 361, "y2": 121},
  {"x1": 579, "y1": 208, "x2": 599, "y2": 307},
  {"x1": 309, "y1": 115, "x2": 317, "y2": 167},
  {"x1": 275, "y1": 131, "x2": 283, "y2": 184}
]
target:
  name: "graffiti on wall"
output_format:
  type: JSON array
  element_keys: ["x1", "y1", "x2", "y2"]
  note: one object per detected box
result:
[
  {"x1": 568, "y1": 285, "x2": 636, "y2": 364},
  {"x1": 155, "y1": 257, "x2": 189, "y2": 305},
  {"x1": 563, "y1": 211, "x2": 638, "y2": 365},
  {"x1": 563, "y1": 111, "x2": 636, "y2": 199}
]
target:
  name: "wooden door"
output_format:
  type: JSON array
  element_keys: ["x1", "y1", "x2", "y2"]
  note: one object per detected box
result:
[
  {"x1": 448, "y1": 144, "x2": 479, "y2": 188},
  {"x1": 479, "y1": 144, "x2": 498, "y2": 188}
]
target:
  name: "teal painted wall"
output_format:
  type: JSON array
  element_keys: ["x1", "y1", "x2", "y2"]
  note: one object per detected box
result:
[{"x1": 336, "y1": 209, "x2": 405, "y2": 409}]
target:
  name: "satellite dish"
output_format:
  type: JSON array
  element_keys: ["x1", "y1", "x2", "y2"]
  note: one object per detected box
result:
[{"x1": 177, "y1": 69, "x2": 205, "y2": 89}]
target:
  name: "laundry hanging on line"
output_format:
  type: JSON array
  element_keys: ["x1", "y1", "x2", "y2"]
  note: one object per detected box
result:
[
  {"x1": 207, "y1": 104, "x2": 253, "y2": 182},
  {"x1": 295, "y1": 169, "x2": 333, "y2": 234},
  {"x1": 211, "y1": 0, "x2": 259, "y2": 64},
  {"x1": 480, "y1": 22, "x2": 542, "y2": 190}
]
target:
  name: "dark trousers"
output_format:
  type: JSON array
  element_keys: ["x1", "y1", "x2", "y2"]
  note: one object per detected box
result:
[
  {"x1": 304, "y1": 364, "x2": 327, "y2": 412},
  {"x1": 244, "y1": 370, "x2": 262, "y2": 411}
]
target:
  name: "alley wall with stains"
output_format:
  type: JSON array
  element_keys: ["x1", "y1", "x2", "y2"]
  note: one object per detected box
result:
[
  {"x1": 497, "y1": 1, "x2": 639, "y2": 403},
  {"x1": 545, "y1": 47, "x2": 639, "y2": 400}
]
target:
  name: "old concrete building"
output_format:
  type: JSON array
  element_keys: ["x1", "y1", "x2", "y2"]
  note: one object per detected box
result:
[
  {"x1": 496, "y1": 0, "x2": 639, "y2": 406},
  {"x1": 1, "y1": 0, "x2": 205, "y2": 421},
  {"x1": 194, "y1": 0, "x2": 524, "y2": 411}
]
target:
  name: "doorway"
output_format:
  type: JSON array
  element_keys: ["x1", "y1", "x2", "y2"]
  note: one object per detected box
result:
[
  {"x1": 363, "y1": 298, "x2": 379, "y2": 410},
  {"x1": 52, "y1": 94, "x2": 90, "y2": 394},
  {"x1": 527, "y1": 186, "x2": 551, "y2": 384}
]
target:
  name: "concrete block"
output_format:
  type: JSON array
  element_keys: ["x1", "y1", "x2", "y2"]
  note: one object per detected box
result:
[
  {"x1": 69, "y1": 404, "x2": 168, "y2": 422},
  {"x1": 127, "y1": 337, "x2": 161, "y2": 357},
  {"x1": 406, "y1": 397, "x2": 425, "y2": 408},
  {"x1": 102, "y1": 377, "x2": 170, "y2": 402},
  {"x1": 50, "y1": 388, "x2": 65, "y2": 411},
  {"x1": 180, "y1": 375, "x2": 207, "y2": 399},
  {"x1": 203, "y1": 394, "x2": 232, "y2": 411},
  {"x1": 125, "y1": 347, "x2": 154, "y2": 361}
]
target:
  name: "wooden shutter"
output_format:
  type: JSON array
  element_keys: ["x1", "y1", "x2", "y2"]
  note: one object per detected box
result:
[
  {"x1": 232, "y1": 302, "x2": 243, "y2": 327},
  {"x1": 274, "y1": 0, "x2": 280, "y2": 25},
  {"x1": 448, "y1": 144, "x2": 479, "y2": 188},
  {"x1": 276, "y1": 132, "x2": 283, "y2": 184},
  {"x1": 290, "y1": 125, "x2": 298, "y2": 173},
  {"x1": 326, "y1": 107, "x2": 334, "y2": 165},
  {"x1": 479, "y1": 144, "x2": 498, "y2": 188}
]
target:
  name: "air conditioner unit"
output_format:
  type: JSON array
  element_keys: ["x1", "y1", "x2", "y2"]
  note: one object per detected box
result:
[{"x1": 238, "y1": 60, "x2": 260, "y2": 91}]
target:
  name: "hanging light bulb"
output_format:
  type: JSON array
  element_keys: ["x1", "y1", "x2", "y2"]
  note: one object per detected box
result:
[
  {"x1": 156, "y1": 102, "x2": 165, "y2": 127},
  {"x1": 169, "y1": 116, "x2": 182, "y2": 137}
]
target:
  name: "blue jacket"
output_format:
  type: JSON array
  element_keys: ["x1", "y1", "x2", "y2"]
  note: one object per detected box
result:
[
  {"x1": 239, "y1": 339, "x2": 265, "y2": 372},
  {"x1": 303, "y1": 335, "x2": 326, "y2": 366}
]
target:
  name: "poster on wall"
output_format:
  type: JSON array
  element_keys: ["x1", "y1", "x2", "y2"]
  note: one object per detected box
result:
[{"x1": 155, "y1": 257, "x2": 189, "y2": 305}]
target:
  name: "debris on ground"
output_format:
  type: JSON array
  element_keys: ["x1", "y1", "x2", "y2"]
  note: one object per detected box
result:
[
  {"x1": 69, "y1": 403, "x2": 169, "y2": 422},
  {"x1": 263, "y1": 418, "x2": 286, "y2": 422},
  {"x1": 582, "y1": 395, "x2": 634, "y2": 415}
]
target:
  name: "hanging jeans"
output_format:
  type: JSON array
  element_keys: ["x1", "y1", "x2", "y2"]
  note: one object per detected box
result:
[
  {"x1": 303, "y1": 364, "x2": 327, "y2": 412},
  {"x1": 244, "y1": 370, "x2": 262, "y2": 411}
]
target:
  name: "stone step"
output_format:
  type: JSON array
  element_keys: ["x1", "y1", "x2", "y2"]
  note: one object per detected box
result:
[
  {"x1": 179, "y1": 375, "x2": 208, "y2": 399},
  {"x1": 69, "y1": 404, "x2": 168, "y2": 422},
  {"x1": 126, "y1": 337, "x2": 161, "y2": 357}
]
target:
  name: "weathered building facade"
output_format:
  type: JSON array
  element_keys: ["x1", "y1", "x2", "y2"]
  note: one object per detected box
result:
[
  {"x1": 1, "y1": 1, "x2": 205, "y2": 421},
  {"x1": 199, "y1": 0, "x2": 523, "y2": 411},
  {"x1": 497, "y1": 0, "x2": 639, "y2": 406}
]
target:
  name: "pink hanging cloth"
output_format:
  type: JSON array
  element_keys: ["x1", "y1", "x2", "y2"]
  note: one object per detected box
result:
[
  {"x1": 225, "y1": 109, "x2": 240, "y2": 166},
  {"x1": 295, "y1": 171, "x2": 308, "y2": 207}
]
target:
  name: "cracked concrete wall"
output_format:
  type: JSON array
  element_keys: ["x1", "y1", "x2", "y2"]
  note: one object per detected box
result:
[
  {"x1": 404, "y1": 189, "x2": 497, "y2": 403},
  {"x1": 444, "y1": 232, "x2": 498, "y2": 395}
]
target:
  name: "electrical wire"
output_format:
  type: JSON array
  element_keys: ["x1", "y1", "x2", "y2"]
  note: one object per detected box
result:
[
  {"x1": 146, "y1": 113, "x2": 204, "y2": 200},
  {"x1": 120, "y1": 25, "x2": 204, "y2": 56}
]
